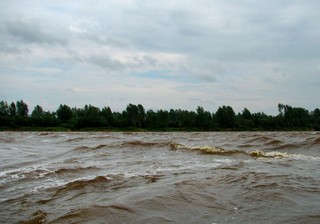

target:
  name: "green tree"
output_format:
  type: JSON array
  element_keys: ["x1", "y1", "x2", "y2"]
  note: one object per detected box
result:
[
  {"x1": 237, "y1": 107, "x2": 254, "y2": 129},
  {"x1": 31, "y1": 105, "x2": 44, "y2": 126},
  {"x1": 311, "y1": 108, "x2": 320, "y2": 130},
  {"x1": 13, "y1": 100, "x2": 29, "y2": 126},
  {"x1": 292, "y1": 107, "x2": 310, "y2": 127},
  {"x1": 84, "y1": 105, "x2": 101, "y2": 127},
  {"x1": 137, "y1": 104, "x2": 146, "y2": 128},
  {"x1": 278, "y1": 104, "x2": 310, "y2": 128},
  {"x1": 31, "y1": 105, "x2": 44, "y2": 117},
  {"x1": 112, "y1": 111, "x2": 127, "y2": 127},
  {"x1": 252, "y1": 112, "x2": 274, "y2": 129},
  {"x1": 0, "y1": 101, "x2": 9, "y2": 116},
  {"x1": 126, "y1": 104, "x2": 139, "y2": 127},
  {"x1": 179, "y1": 110, "x2": 196, "y2": 128},
  {"x1": 9, "y1": 102, "x2": 16, "y2": 116},
  {"x1": 16, "y1": 100, "x2": 29, "y2": 117},
  {"x1": 101, "y1": 106, "x2": 114, "y2": 126},
  {"x1": 72, "y1": 105, "x2": 101, "y2": 128},
  {"x1": 196, "y1": 106, "x2": 212, "y2": 129},
  {"x1": 146, "y1": 109, "x2": 158, "y2": 128},
  {"x1": 242, "y1": 107, "x2": 252, "y2": 120},
  {"x1": 157, "y1": 109, "x2": 169, "y2": 128},
  {"x1": 125, "y1": 104, "x2": 145, "y2": 127},
  {"x1": 31, "y1": 105, "x2": 57, "y2": 127},
  {"x1": 0, "y1": 101, "x2": 11, "y2": 126},
  {"x1": 57, "y1": 104, "x2": 73, "y2": 122},
  {"x1": 215, "y1": 105, "x2": 236, "y2": 128}
]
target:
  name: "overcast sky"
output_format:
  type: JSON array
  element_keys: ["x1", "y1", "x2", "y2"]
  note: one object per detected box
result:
[{"x1": 1, "y1": 0, "x2": 319, "y2": 114}]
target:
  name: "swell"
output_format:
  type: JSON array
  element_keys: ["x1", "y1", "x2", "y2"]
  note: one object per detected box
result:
[{"x1": 169, "y1": 142, "x2": 320, "y2": 160}]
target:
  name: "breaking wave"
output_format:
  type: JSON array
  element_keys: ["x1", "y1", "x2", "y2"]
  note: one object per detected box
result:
[{"x1": 169, "y1": 142, "x2": 320, "y2": 160}]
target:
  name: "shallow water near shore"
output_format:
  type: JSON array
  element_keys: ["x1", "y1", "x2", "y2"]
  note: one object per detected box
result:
[{"x1": 0, "y1": 131, "x2": 319, "y2": 224}]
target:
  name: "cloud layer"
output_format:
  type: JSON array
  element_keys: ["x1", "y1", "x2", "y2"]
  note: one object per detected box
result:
[{"x1": 1, "y1": 0, "x2": 320, "y2": 114}]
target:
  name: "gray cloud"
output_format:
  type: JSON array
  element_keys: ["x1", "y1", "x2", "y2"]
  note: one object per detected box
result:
[
  {"x1": 0, "y1": 44, "x2": 22, "y2": 54},
  {"x1": 85, "y1": 55, "x2": 124, "y2": 71},
  {"x1": 1, "y1": 0, "x2": 320, "y2": 113},
  {"x1": 6, "y1": 19, "x2": 67, "y2": 45}
]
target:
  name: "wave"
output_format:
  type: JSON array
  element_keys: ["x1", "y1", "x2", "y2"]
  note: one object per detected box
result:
[
  {"x1": 20, "y1": 210, "x2": 47, "y2": 224},
  {"x1": 52, "y1": 176, "x2": 109, "y2": 197},
  {"x1": 0, "y1": 137, "x2": 16, "y2": 143},
  {"x1": 245, "y1": 135, "x2": 275, "y2": 143},
  {"x1": 273, "y1": 143, "x2": 299, "y2": 150},
  {"x1": 66, "y1": 134, "x2": 121, "y2": 143},
  {"x1": 54, "y1": 166, "x2": 98, "y2": 175},
  {"x1": 73, "y1": 140, "x2": 170, "y2": 152},
  {"x1": 38, "y1": 132, "x2": 68, "y2": 138},
  {"x1": 38, "y1": 132, "x2": 49, "y2": 136},
  {"x1": 121, "y1": 140, "x2": 169, "y2": 148},
  {"x1": 144, "y1": 174, "x2": 164, "y2": 184},
  {"x1": 243, "y1": 136, "x2": 291, "y2": 149},
  {"x1": 265, "y1": 139, "x2": 283, "y2": 146},
  {"x1": 0, "y1": 167, "x2": 53, "y2": 184},
  {"x1": 94, "y1": 144, "x2": 109, "y2": 149},
  {"x1": 169, "y1": 142, "x2": 320, "y2": 160},
  {"x1": 73, "y1": 144, "x2": 109, "y2": 152},
  {"x1": 66, "y1": 137, "x2": 85, "y2": 142},
  {"x1": 312, "y1": 137, "x2": 320, "y2": 145},
  {"x1": 49, "y1": 204, "x2": 136, "y2": 223}
]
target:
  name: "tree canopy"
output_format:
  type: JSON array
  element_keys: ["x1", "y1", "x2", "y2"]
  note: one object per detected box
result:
[{"x1": 0, "y1": 100, "x2": 319, "y2": 131}]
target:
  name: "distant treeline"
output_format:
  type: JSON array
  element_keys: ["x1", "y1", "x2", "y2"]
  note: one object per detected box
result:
[{"x1": 0, "y1": 100, "x2": 320, "y2": 131}]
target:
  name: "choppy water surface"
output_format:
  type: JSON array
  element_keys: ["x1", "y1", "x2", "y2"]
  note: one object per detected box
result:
[{"x1": 0, "y1": 132, "x2": 319, "y2": 224}]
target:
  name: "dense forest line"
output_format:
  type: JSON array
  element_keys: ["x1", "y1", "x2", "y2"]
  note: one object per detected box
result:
[{"x1": 0, "y1": 100, "x2": 320, "y2": 131}]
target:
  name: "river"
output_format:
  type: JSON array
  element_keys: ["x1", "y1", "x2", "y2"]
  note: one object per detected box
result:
[{"x1": 0, "y1": 131, "x2": 319, "y2": 223}]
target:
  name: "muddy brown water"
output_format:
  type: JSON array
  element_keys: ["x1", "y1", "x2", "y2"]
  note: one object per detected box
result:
[{"x1": 0, "y1": 132, "x2": 319, "y2": 223}]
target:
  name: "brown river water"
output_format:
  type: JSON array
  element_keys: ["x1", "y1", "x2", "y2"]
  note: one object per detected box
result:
[{"x1": 0, "y1": 131, "x2": 319, "y2": 224}]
